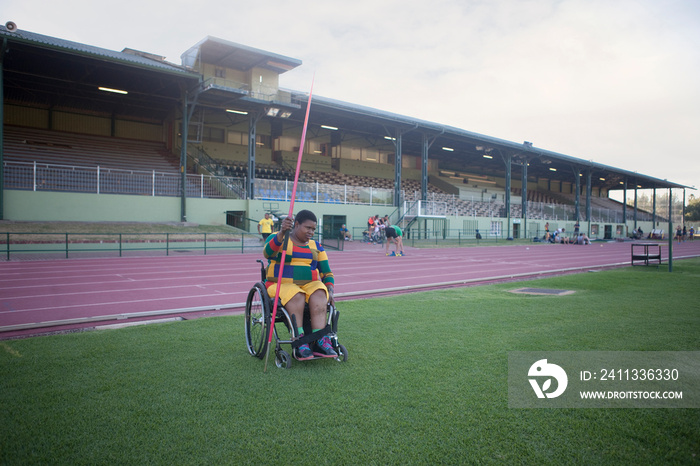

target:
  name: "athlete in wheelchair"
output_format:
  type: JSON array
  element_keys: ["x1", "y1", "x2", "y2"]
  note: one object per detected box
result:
[{"x1": 245, "y1": 210, "x2": 348, "y2": 368}]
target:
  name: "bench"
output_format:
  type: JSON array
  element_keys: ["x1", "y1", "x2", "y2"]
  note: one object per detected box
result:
[
  {"x1": 631, "y1": 243, "x2": 662, "y2": 266},
  {"x1": 649, "y1": 229, "x2": 664, "y2": 239}
]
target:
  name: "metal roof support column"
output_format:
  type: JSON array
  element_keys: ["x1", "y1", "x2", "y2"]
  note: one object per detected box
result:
[
  {"x1": 573, "y1": 168, "x2": 581, "y2": 222},
  {"x1": 421, "y1": 134, "x2": 429, "y2": 201},
  {"x1": 419, "y1": 131, "x2": 441, "y2": 202},
  {"x1": 521, "y1": 159, "x2": 528, "y2": 239},
  {"x1": 682, "y1": 189, "x2": 686, "y2": 225},
  {"x1": 503, "y1": 153, "x2": 512, "y2": 239},
  {"x1": 394, "y1": 130, "x2": 402, "y2": 207},
  {"x1": 586, "y1": 170, "x2": 592, "y2": 236},
  {"x1": 668, "y1": 188, "x2": 673, "y2": 272},
  {"x1": 622, "y1": 178, "x2": 627, "y2": 226},
  {"x1": 179, "y1": 84, "x2": 203, "y2": 222},
  {"x1": 0, "y1": 39, "x2": 6, "y2": 220},
  {"x1": 247, "y1": 112, "x2": 263, "y2": 200},
  {"x1": 633, "y1": 185, "x2": 638, "y2": 230},
  {"x1": 179, "y1": 89, "x2": 189, "y2": 222},
  {"x1": 652, "y1": 188, "x2": 657, "y2": 225}
]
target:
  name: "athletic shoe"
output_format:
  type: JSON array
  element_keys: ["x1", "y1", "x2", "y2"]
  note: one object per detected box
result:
[
  {"x1": 313, "y1": 336, "x2": 338, "y2": 358},
  {"x1": 294, "y1": 343, "x2": 314, "y2": 361},
  {"x1": 386, "y1": 251, "x2": 396, "y2": 256},
  {"x1": 396, "y1": 252, "x2": 404, "y2": 256}
]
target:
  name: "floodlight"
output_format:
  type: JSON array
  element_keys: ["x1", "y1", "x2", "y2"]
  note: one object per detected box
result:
[{"x1": 98, "y1": 86, "x2": 128, "y2": 95}]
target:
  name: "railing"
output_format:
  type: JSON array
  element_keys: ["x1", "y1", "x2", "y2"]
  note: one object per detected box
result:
[
  {"x1": 0, "y1": 231, "x2": 266, "y2": 261},
  {"x1": 407, "y1": 190, "x2": 658, "y2": 222},
  {"x1": 187, "y1": 146, "x2": 246, "y2": 198},
  {"x1": 4, "y1": 161, "x2": 660, "y2": 222},
  {"x1": 3, "y1": 161, "x2": 245, "y2": 199},
  {"x1": 254, "y1": 178, "x2": 394, "y2": 206},
  {"x1": 203, "y1": 78, "x2": 294, "y2": 104},
  {"x1": 403, "y1": 200, "x2": 448, "y2": 217}
]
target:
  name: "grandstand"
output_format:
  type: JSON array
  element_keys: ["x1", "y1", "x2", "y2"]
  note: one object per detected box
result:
[
  {"x1": 4, "y1": 126, "x2": 179, "y2": 172},
  {"x1": 0, "y1": 24, "x2": 689, "y2": 238}
]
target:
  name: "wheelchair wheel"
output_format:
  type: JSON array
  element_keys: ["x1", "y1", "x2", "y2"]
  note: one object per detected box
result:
[
  {"x1": 275, "y1": 349, "x2": 292, "y2": 369},
  {"x1": 245, "y1": 283, "x2": 270, "y2": 359},
  {"x1": 335, "y1": 344, "x2": 348, "y2": 362}
]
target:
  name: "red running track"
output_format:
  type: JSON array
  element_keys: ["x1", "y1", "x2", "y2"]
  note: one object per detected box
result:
[{"x1": 2, "y1": 240, "x2": 699, "y2": 338}]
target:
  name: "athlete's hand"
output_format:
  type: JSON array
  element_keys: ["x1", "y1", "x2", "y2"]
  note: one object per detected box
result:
[{"x1": 279, "y1": 216, "x2": 293, "y2": 235}]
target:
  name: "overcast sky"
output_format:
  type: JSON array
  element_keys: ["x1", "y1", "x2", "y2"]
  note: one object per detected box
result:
[{"x1": 5, "y1": 0, "x2": 700, "y2": 196}]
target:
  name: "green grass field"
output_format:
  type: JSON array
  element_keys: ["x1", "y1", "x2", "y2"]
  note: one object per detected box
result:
[{"x1": 2, "y1": 260, "x2": 699, "y2": 464}]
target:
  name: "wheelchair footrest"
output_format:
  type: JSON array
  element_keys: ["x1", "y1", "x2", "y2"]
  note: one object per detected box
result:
[
  {"x1": 292, "y1": 352, "x2": 336, "y2": 362},
  {"x1": 290, "y1": 324, "x2": 332, "y2": 348}
]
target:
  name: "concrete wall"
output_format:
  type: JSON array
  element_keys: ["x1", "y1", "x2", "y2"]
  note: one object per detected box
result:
[
  {"x1": 3, "y1": 191, "x2": 248, "y2": 226},
  {"x1": 3, "y1": 191, "x2": 396, "y2": 235},
  {"x1": 3, "y1": 190, "x2": 657, "y2": 240},
  {"x1": 335, "y1": 158, "x2": 394, "y2": 179}
]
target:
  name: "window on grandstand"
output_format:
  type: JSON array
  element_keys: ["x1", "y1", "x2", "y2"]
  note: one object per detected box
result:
[
  {"x1": 203, "y1": 126, "x2": 225, "y2": 143},
  {"x1": 215, "y1": 68, "x2": 226, "y2": 78},
  {"x1": 277, "y1": 136, "x2": 299, "y2": 152},
  {"x1": 490, "y1": 221, "x2": 502, "y2": 237},
  {"x1": 228, "y1": 131, "x2": 246, "y2": 145},
  {"x1": 257, "y1": 134, "x2": 271, "y2": 148}
]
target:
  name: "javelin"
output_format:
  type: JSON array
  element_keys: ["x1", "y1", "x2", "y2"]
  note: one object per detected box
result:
[{"x1": 264, "y1": 75, "x2": 315, "y2": 372}]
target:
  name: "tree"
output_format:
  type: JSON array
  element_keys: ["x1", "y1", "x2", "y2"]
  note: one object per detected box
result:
[{"x1": 685, "y1": 194, "x2": 700, "y2": 222}]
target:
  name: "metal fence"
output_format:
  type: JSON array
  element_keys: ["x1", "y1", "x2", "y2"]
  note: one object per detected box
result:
[
  {"x1": 0, "y1": 230, "x2": 348, "y2": 261},
  {"x1": 0, "y1": 231, "x2": 267, "y2": 261},
  {"x1": 411, "y1": 190, "x2": 658, "y2": 223},
  {"x1": 254, "y1": 178, "x2": 394, "y2": 205},
  {"x1": 3, "y1": 160, "x2": 664, "y2": 222},
  {"x1": 3, "y1": 161, "x2": 245, "y2": 199}
]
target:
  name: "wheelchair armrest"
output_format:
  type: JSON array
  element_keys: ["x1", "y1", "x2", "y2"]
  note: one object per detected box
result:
[{"x1": 256, "y1": 259, "x2": 267, "y2": 282}]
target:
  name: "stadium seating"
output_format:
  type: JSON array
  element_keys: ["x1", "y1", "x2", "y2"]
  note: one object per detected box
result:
[{"x1": 4, "y1": 126, "x2": 179, "y2": 173}]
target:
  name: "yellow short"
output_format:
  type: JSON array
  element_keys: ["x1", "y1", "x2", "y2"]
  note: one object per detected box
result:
[{"x1": 266, "y1": 281, "x2": 329, "y2": 306}]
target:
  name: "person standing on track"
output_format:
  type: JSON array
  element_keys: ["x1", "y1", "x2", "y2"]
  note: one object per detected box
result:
[{"x1": 258, "y1": 212, "x2": 274, "y2": 241}]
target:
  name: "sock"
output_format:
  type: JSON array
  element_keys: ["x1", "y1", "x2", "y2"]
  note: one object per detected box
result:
[
  {"x1": 297, "y1": 327, "x2": 305, "y2": 337},
  {"x1": 312, "y1": 328, "x2": 325, "y2": 345},
  {"x1": 312, "y1": 328, "x2": 325, "y2": 341}
]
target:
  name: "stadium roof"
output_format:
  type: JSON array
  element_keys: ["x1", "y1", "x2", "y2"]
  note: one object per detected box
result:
[
  {"x1": 181, "y1": 36, "x2": 301, "y2": 74},
  {"x1": 0, "y1": 24, "x2": 199, "y2": 121},
  {"x1": 0, "y1": 23, "x2": 691, "y2": 191},
  {"x1": 0, "y1": 25, "x2": 194, "y2": 75},
  {"x1": 296, "y1": 93, "x2": 691, "y2": 191}
]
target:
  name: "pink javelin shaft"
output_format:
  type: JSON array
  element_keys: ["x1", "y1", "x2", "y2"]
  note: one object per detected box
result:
[{"x1": 266, "y1": 76, "x2": 315, "y2": 348}]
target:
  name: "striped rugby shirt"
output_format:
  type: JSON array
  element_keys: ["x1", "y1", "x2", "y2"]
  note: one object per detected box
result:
[{"x1": 263, "y1": 234, "x2": 335, "y2": 287}]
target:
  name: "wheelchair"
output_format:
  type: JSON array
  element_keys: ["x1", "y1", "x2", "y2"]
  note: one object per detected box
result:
[{"x1": 245, "y1": 260, "x2": 348, "y2": 369}]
